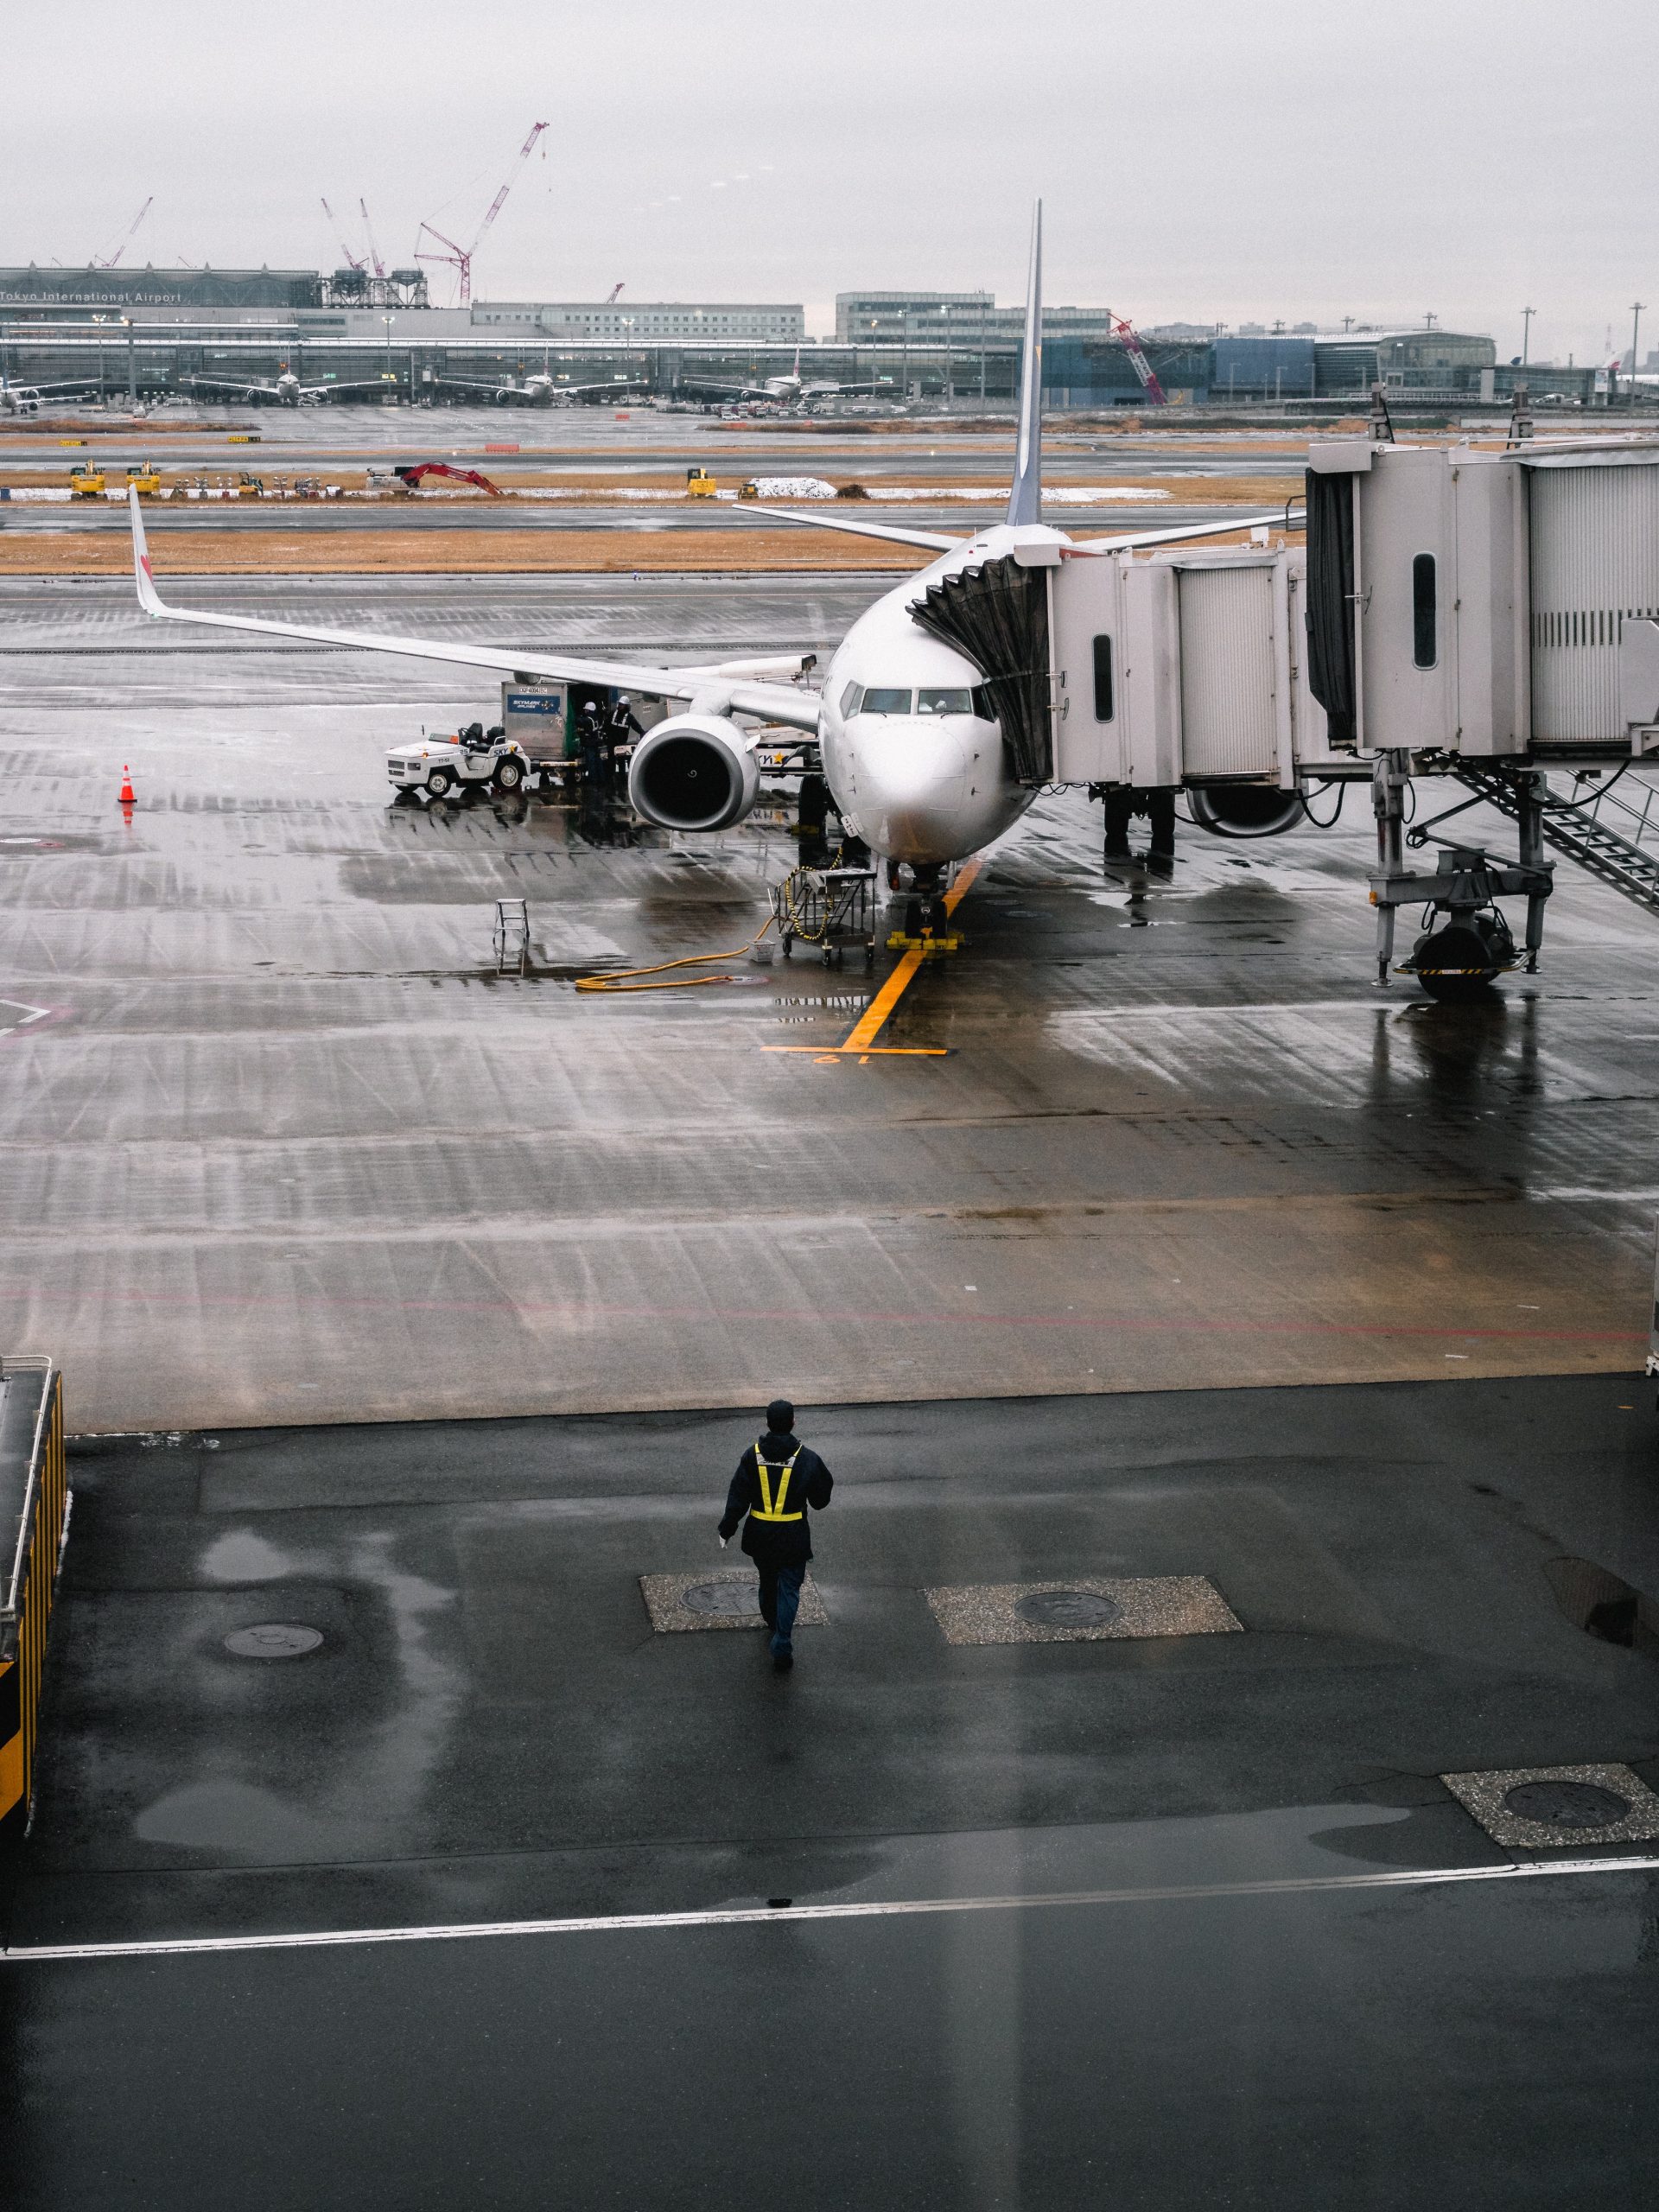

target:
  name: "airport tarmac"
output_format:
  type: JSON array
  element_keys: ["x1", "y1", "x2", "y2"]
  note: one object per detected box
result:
[
  {"x1": 5, "y1": 1376, "x2": 1659, "y2": 2208},
  {"x1": 1, "y1": 570, "x2": 1656, "y2": 1434},
  {"x1": 0, "y1": 498, "x2": 1246, "y2": 537}
]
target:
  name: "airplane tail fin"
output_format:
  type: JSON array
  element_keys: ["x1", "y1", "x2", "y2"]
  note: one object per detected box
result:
[
  {"x1": 1006, "y1": 200, "x2": 1043, "y2": 527},
  {"x1": 129, "y1": 486, "x2": 164, "y2": 617}
]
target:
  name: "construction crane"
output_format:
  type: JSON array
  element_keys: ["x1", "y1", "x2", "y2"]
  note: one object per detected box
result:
[
  {"x1": 321, "y1": 198, "x2": 367, "y2": 272},
  {"x1": 1109, "y1": 312, "x2": 1168, "y2": 405},
  {"x1": 359, "y1": 199, "x2": 387, "y2": 282},
  {"x1": 416, "y1": 120, "x2": 548, "y2": 308},
  {"x1": 91, "y1": 197, "x2": 154, "y2": 270},
  {"x1": 606, "y1": 282, "x2": 626, "y2": 305}
]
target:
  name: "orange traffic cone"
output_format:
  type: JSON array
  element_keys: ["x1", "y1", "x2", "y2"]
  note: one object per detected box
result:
[{"x1": 118, "y1": 765, "x2": 136, "y2": 807}]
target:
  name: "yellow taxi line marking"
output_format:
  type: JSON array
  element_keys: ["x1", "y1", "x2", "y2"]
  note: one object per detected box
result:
[{"x1": 834, "y1": 855, "x2": 983, "y2": 1054}]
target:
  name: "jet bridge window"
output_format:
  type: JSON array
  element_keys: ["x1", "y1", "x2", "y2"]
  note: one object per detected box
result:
[
  {"x1": 916, "y1": 687, "x2": 974, "y2": 715},
  {"x1": 860, "y1": 687, "x2": 914, "y2": 715},
  {"x1": 1412, "y1": 554, "x2": 1437, "y2": 670},
  {"x1": 1092, "y1": 634, "x2": 1115, "y2": 721}
]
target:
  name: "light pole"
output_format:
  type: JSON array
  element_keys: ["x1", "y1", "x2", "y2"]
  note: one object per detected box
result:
[
  {"x1": 1520, "y1": 306, "x2": 1535, "y2": 365},
  {"x1": 1630, "y1": 302, "x2": 1647, "y2": 404},
  {"x1": 382, "y1": 313, "x2": 393, "y2": 397}
]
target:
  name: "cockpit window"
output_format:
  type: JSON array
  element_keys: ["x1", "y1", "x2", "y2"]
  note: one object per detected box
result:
[
  {"x1": 860, "y1": 687, "x2": 913, "y2": 715},
  {"x1": 840, "y1": 681, "x2": 863, "y2": 716},
  {"x1": 916, "y1": 687, "x2": 974, "y2": 715}
]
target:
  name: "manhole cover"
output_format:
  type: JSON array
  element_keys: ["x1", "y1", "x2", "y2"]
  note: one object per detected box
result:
[
  {"x1": 223, "y1": 1624, "x2": 324, "y2": 1660},
  {"x1": 682, "y1": 1581, "x2": 760, "y2": 1618},
  {"x1": 1502, "y1": 1779, "x2": 1631, "y2": 1828},
  {"x1": 1014, "y1": 1589, "x2": 1122, "y2": 1629}
]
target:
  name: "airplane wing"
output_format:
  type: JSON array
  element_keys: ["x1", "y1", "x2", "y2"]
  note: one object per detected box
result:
[
  {"x1": 186, "y1": 377, "x2": 273, "y2": 397},
  {"x1": 740, "y1": 500, "x2": 1302, "y2": 561},
  {"x1": 1071, "y1": 507, "x2": 1306, "y2": 552},
  {"x1": 739, "y1": 505, "x2": 967, "y2": 553},
  {"x1": 435, "y1": 376, "x2": 522, "y2": 399},
  {"x1": 296, "y1": 379, "x2": 400, "y2": 398},
  {"x1": 125, "y1": 489, "x2": 821, "y2": 730}
]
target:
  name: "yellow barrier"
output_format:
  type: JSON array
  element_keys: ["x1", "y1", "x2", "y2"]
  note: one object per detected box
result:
[{"x1": 1, "y1": 1362, "x2": 67, "y2": 1839}]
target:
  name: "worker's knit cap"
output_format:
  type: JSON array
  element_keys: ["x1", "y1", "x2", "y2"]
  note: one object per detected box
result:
[{"x1": 766, "y1": 1399, "x2": 795, "y2": 1434}]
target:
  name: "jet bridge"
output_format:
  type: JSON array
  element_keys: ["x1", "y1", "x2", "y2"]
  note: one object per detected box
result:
[{"x1": 1033, "y1": 436, "x2": 1659, "y2": 991}]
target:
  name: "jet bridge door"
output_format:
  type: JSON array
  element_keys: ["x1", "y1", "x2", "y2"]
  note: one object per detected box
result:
[
  {"x1": 1175, "y1": 563, "x2": 1278, "y2": 779},
  {"x1": 1049, "y1": 551, "x2": 1125, "y2": 783}
]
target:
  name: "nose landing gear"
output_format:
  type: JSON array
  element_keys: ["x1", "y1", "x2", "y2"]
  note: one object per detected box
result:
[{"x1": 886, "y1": 862, "x2": 963, "y2": 956}]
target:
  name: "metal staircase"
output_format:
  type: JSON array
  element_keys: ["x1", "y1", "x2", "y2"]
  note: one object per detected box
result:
[{"x1": 1450, "y1": 765, "x2": 1659, "y2": 919}]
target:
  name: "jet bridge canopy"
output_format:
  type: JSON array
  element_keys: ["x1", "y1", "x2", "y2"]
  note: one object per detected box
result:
[{"x1": 909, "y1": 556, "x2": 1052, "y2": 785}]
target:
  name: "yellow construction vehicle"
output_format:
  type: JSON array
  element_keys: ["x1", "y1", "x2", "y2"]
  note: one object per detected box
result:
[
  {"x1": 685, "y1": 467, "x2": 717, "y2": 499},
  {"x1": 124, "y1": 462, "x2": 162, "y2": 496},
  {"x1": 68, "y1": 462, "x2": 105, "y2": 499}
]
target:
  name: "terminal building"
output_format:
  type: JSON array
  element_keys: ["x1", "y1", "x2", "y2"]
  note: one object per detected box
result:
[{"x1": 0, "y1": 265, "x2": 1610, "y2": 410}]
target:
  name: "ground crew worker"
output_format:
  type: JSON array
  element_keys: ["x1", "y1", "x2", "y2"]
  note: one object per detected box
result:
[
  {"x1": 575, "y1": 696, "x2": 605, "y2": 790},
  {"x1": 604, "y1": 694, "x2": 643, "y2": 785},
  {"x1": 717, "y1": 1399, "x2": 832, "y2": 1673}
]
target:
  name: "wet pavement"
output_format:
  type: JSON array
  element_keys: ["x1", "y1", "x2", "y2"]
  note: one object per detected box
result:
[
  {"x1": 3, "y1": 572, "x2": 1658, "y2": 1431},
  {"x1": 4, "y1": 1376, "x2": 1659, "y2": 2207}
]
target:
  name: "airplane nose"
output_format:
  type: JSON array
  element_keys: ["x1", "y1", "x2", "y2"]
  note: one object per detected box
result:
[
  {"x1": 863, "y1": 725, "x2": 969, "y2": 810},
  {"x1": 851, "y1": 723, "x2": 979, "y2": 861}
]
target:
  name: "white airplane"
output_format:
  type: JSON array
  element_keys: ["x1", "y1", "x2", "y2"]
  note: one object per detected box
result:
[
  {"x1": 125, "y1": 206, "x2": 1293, "y2": 913},
  {"x1": 1, "y1": 378, "x2": 97, "y2": 416},
  {"x1": 436, "y1": 371, "x2": 640, "y2": 408},
  {"x1": 185, "y1": 365, "x2": 395, "y2": 408},
  {"x1": 680, "y1": 347, "x2": 893, "y2": 409}
]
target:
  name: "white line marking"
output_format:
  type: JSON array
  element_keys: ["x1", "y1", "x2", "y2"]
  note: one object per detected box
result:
[{"x1": 6, "y1": 1854, "x2": 1658, "y2": 1964}]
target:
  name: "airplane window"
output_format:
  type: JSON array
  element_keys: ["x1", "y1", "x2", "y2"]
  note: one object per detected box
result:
[
  {"x1": 1412, "y1": 555, "x2": 1437, "y2": 669},
  {"x1": 1092, "y1": 634, "x2": 1115, "y2": 721},
  {"x1": 840, "y1": 682, "x2": 863, "y2": 716},
  {"x1": 971, "y1": 685, "x2": 995, "y2": 720},
  {"x1": 861, "y1": 688, "x2": 914, "y2": 715},
  {"x1": 916, "y1": 688, "x2": 974, "y2": 715}
]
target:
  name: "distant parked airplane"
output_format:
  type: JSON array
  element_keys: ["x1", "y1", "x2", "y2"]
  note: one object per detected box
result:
[
  {"x1": 435, "y1": 371, "x2": 640, "y2": 408},
  {"x1": 679, "y1": 347, "x2": 892, "y2": 409},
  {"x1": 0, "y1": 378, "x2": 97, "y2": 416},
  {"x1": 185, "y1": 365, "x2": 394, "y2": 408}
]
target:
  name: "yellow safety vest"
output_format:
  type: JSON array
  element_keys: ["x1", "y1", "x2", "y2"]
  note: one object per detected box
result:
[{"x1": 750, "y1": 1440, "x2": 804, "y2": 1522}]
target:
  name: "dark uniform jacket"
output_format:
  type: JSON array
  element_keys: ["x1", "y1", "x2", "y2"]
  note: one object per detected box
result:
[{"x1": 718, "y1": 1432, "x2": 832, "y2": 1567}]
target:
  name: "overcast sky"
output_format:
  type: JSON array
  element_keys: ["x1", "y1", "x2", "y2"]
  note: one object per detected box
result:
[{"x1": 6, "y1": 0, "x2": 1655, "y2": 362}]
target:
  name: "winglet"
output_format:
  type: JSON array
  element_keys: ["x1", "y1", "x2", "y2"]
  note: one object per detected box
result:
[
  {"x1": 1006, "y1": 201, "x2": 1043, "y2": 527},
  {"x1": 129, "y1": 486, "x2": 164, "y2": 617}
]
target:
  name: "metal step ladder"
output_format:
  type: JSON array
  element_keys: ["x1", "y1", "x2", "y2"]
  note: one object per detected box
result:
[
  {"x1": 493, "y1": 899, "x2": 530, "y2": 976},
  {"x1": 1451, "y1": 766, "x2": 1659, "y2": 919}
]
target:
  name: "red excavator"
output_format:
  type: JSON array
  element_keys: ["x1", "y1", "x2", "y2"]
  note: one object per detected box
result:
[{"x1": 393, "y1": 462, "x2": 502, "y2": 495}]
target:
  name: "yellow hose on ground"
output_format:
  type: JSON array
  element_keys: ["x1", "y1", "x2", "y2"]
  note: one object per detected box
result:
[
  {"x1": 574, "y1": 853, "x2": 848, "y2": 994},
  {"x1": 574, "y1": 912, "x2": 775, "y2": 992}
]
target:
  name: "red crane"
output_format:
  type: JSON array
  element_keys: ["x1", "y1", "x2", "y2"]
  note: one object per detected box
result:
[
  {"x1": 321, "y1": 197, "x2": 367, "y2": 272},
  {"x1": 92, "y1": 196, "x2": 154, "y2": 270},
  {"x1": 417, "y1": 121, "x2": 548, "y2": 308},
  {"x1": 1109, "y1": 313, "x2": 1168, "y2": 405}
]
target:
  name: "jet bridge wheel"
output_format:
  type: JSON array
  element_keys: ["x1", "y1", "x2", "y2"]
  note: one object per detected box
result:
[{"x1": 1408, "y1": 913, "x2": 1516, "y2": 1002}]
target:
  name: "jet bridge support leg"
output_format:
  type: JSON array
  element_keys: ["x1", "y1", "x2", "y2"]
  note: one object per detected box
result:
[
  {"x1": 1517, "y1": 772, "x2": 1549, "y2": 973},
  {"x1": 1370, "y1": 750, "x2": 1411, "y2": 985}
]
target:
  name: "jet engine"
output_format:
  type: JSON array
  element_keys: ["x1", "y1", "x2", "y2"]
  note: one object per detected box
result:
[
  {"x1": 1187, "y1": 785, "x2": 1306, "y2": 839},
  {"x1": 626, "y1": 713, "x2": 760, "y2": 832}
]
